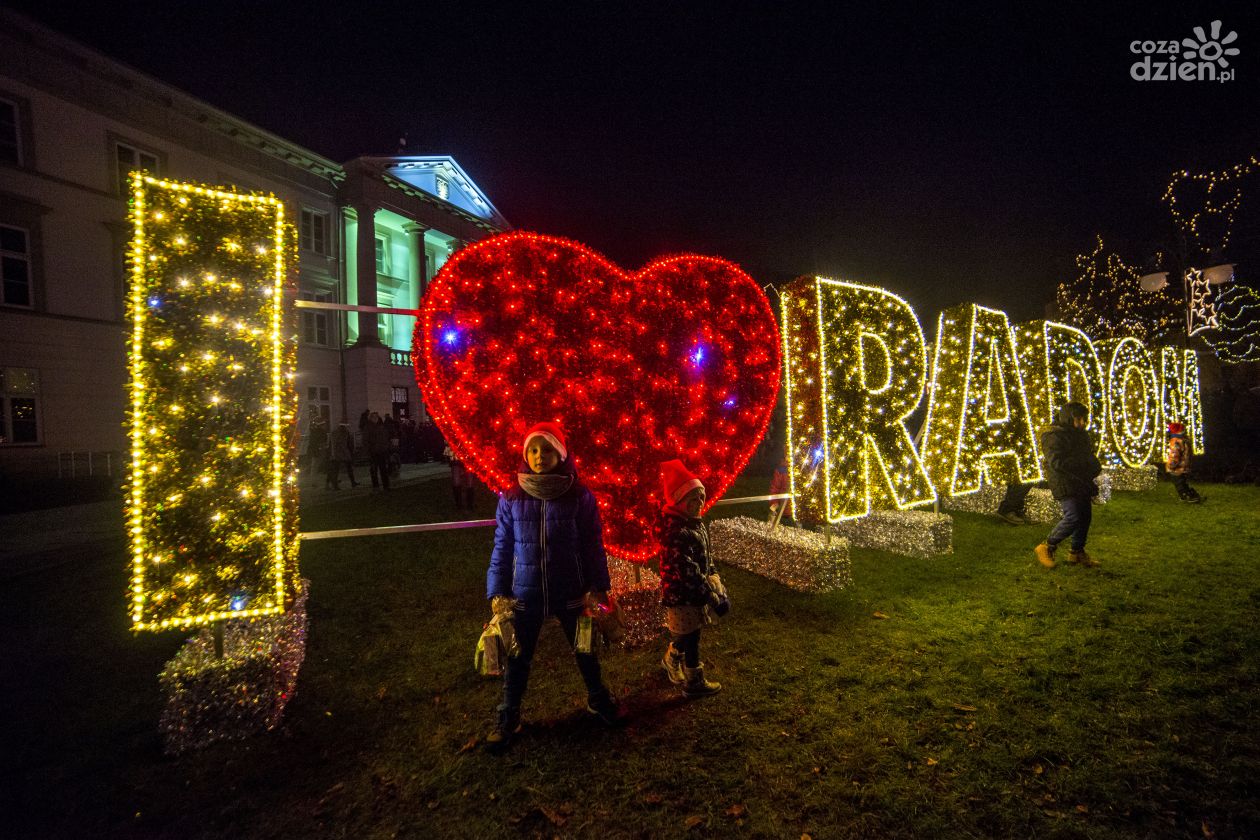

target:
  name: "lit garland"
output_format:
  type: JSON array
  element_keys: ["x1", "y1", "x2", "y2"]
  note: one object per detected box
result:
[
  {"x1": 829, "y1": 509, "x2": 953, "y2": 558},
  {"x1": 1203, "y1": 285, "x2": 1260, "y2": 363},
  {"x1": 159, "y1": 579, "x2": 309, "y2": 754},
  {"x1": 1097, "y1": 338, "x2": 1160, "y2": 467},
  {"x1": 126, "y1": 174, "x2": 300, "y2": 631},
  {"x1": 1159, "y1": 347, "x2": 1205, "y2": 454},
  {"x1": 1055, "y1": 236, "x2": 1179, "y2": 344},
  {"x1": 1105, "y1": 464, "x2": 1158, "y2": 492},
  {"x1": 921, "y1": 304, "x2": 1042, "y2": 496},
  {"x1": 710, "y1": 516, "x2": 852, "y2": 593},
  {"x1": 1163, "y1": 156, "x2": 1259, "y2": 256},
  {"x1": 1012, "y1": 320, "x2": 1107, "y2": 439},
  {"x1": 780, "y1": 276, "x2": 934, "y2": 525},
  {"x1": 414, "y1": 232, "x2": 781, "y2": 562}
]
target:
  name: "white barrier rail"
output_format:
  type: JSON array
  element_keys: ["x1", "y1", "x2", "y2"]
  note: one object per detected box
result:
[{"x1": 298, "y1": 494, "x2": 793, "y2": 541}]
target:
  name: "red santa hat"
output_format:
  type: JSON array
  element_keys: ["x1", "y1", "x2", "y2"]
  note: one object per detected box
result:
[
  {"x1": 522, "y1": 421, "x2": 567, "y2": 462},
  {"x1": 660, "y1": 459, "x2": 704, "y2": 505},
  {"x1": 1167, "y1": 422, "x2": 1185, "y2": 435}
]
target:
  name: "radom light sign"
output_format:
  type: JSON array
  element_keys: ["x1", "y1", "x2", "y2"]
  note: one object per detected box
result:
[{"x1": 782, "y1": 276, "x2": 1204, "y2": 525}]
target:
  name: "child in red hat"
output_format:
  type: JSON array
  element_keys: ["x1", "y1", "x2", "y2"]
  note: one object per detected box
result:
[
  {"x1": 655, "y1": 459, "x2": 728, "y2": 697},
  {"x1": 484, "y1": 422, "x2": 624, "y2": 749},
  {"x1": 1164, "y1": 422, "x2": 1201, "y2": 503}
]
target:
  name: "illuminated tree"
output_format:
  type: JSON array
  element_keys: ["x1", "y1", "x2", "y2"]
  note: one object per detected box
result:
[{"x1": 1055, "y1": 236, "x2": 1180, "y2": 344}]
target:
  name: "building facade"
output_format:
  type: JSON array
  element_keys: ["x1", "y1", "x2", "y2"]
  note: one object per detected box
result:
[{"x1": 0, "y1": 10, "x2": 508, "y2": 481}]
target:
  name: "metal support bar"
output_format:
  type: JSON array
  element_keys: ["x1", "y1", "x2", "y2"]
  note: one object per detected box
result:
[
  {"x1": 297, "y1": 494, "x2": 796, "y2": 541},
  {"x1": 294, "y1": 299, "x2": 418, "y2": 317}
]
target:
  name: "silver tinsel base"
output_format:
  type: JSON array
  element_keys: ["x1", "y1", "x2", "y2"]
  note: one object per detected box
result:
[
  {"x1": 828, "y1": 509, "x2": 954, "y2": 557},
  {"x1": 1105, "y1": 464, "x2": 1157, "y2": 492},
  {"x1": 158, "y1": 578, "x2": 309, "y2": 755},
  {"x1": 710, "y1": 516, "x2": 852, "y2": 593},
  {"x1": 607, "y1": 556, "x2": 664, "y2": 648},
  {"x1": 1023, "y1": 489, "x2": 1062, "y2": 523},
  {"x1": 942, "y1": 482, "x2": 1107, "y2": 523}
]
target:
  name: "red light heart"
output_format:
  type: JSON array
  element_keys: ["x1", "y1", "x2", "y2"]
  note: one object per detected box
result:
[{"x1": 414, "y1": 232, "x2": 781, "y2": 561}]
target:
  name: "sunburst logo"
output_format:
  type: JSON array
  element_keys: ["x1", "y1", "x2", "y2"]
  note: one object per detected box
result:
[
  {"x1": 1130, "y1": 20, "x2": 1240, "y2": 83},
  {"x1": 1182, "y1": 21, "x2": 1240, "y2": 67}
]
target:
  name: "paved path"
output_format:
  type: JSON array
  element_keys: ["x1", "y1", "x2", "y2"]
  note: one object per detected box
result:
[{"x1": 0, "y1": 462, "x2": 453, "y2": 578}]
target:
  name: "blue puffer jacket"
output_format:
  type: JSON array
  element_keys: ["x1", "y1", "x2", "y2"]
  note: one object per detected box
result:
[{"x1": 487, "y1": 462, "x2": 611, "y2": 615}]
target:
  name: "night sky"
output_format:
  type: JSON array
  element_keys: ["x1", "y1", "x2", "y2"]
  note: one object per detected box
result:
[{"x1": 9, "y1": 2, "x2": 1260, "y2": 321}]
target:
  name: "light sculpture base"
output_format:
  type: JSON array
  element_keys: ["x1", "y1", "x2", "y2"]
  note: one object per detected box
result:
[
  {"x1": 828, "y1": 510, "x2": 954, "y2": 557},
  {"x1": 158, "y1": 579, "x2": 309, "y2": 755},
  {"x1": 710, "y1": 515, "x2": 852, "y2": 594}
]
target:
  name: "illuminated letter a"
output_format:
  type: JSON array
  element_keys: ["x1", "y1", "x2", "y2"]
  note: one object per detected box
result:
[{"x1": 921, "y1": 304, "x2": 1042, "y2": 496}]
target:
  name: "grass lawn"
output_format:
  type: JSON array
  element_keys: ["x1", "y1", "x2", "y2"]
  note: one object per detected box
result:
[{"x1": 5, "y1": 470, "x2": 1260, "y2": 839}]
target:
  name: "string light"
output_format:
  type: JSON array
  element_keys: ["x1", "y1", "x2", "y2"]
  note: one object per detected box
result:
[
  {"x1": 1055, "y1": 236, "x2": 1179, "y2": 344},
  {"x1": 781, "y1": 276, "x2": 935, "y2": 524},
  {"x1": 1160, "y1": 347, "x2": 1205, "y2": 454},
  {"x1": 1203, "y1": 285, "x2": 1260, "y2": 363},
  {"x1": 921, "y1": 304, "x2": 1042, "y2": 497},
  {"x1": 414, "y1": 232, "x2": 781, "y2": 562},
  {"x1": 1163, "y1": 156, "x2": 1259, "y2": 256},
  {"x1": 1012, "y1": 320, "x2": 1108, "y2": 440},
  {"x1": 126, "y1": 174, "x2": 299, "y2": 632},
  {"x1": 1097, "y1": 338, "x2": 1160, "y2": 467}
]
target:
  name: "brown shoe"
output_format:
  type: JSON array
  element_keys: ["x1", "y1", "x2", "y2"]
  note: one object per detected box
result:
[
  {"x1": 1034, "y1": 543, "x2": 1056, "y2": 568},
  {"x1": 1068, "y1": 550, "x2": 1099, "y2": 567}
]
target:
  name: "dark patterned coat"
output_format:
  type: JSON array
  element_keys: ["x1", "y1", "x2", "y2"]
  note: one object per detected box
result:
[{"x1": 655, "y1": 509, "x2": 715, "y2": 607}]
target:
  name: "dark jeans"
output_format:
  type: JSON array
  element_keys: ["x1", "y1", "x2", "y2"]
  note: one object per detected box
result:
[
  {"x1": 1046, "y1": 494, "x2": 1092, "y2": 552},
  {"x1": 501, "y1": 606, "x2": 606, "y2": 712},
  {"x1": 671, "y1": 629, "x2": 701, "y2": 668},
  {"x1": 998, "y1": 482, "x2": 1032, "y2": 515},
  {"x1": 1172, "y1": 474, "x2": 1195, "y2": 497},
  {"x1": 369, "y1": 454, "x2": 390, "y2": 489}
]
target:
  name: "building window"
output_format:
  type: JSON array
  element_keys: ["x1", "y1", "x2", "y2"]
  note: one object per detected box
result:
[
  {"x1": 300, "y1": 209, "x2": 329, "y2": 255},
  {"x1": 391, "y1": 386, "x2": 410, "y2": 420},
  {"x1": 116, "y1": 142, "x2": 159, "y2": 194},
  {"x1": 435, "y1": 176, "x2": 450, "y2": 201},
  {"x1": 374, "y1": 233, "x2": 391, "y2": 275},
  {"x1": 0, "y1": 367, "x2": 40, "y2": 445},
  {"x1": 0, "y1": 98, "x2": 19, "y2": 165},
  {"x1": 0, "y1": 224, "x2": 32, "y2": 308},
  {"x1": 306, "y1": 386, "x2": 331, "y2": 423},
  {"x1": 301, "y1": 292, "x2": 331, "y2": 346}
]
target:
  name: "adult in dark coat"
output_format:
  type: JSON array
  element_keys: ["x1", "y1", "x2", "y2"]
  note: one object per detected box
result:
[
  {"x1": 1035, "y1": 402, "x2": 1102, "y2": 569},
  {"x1": 363, "y1": 412, "x2": 391, "y2": 490},
  {"x1": 328, "y1": 422, "x2": 357, "y2": 489}
]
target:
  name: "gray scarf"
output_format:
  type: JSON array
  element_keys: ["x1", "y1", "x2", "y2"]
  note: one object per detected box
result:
[{"x1": 518, "y1": 472, "x2": 574, "y2": 500}]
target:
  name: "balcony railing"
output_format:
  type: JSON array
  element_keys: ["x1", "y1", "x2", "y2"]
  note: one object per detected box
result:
[{"x1": 390, "y1": 349, "x2": 412, "y2": 367}]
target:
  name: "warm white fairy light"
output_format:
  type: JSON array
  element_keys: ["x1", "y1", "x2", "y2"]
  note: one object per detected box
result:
[
  {"x1": 921, "y1": 303, "x2": 1042, "y2": 497},
  {"x1": 126, "y1": 173, "x2": 298, "y2": 632}
]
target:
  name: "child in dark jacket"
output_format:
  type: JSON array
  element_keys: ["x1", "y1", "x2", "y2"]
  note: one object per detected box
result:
[
  {"x1": 656, "y1": 459, "x2": 728, "y2": 697},
  {"x1": 484, "y1": 422, "x2": 624, "y2": 749},
  {"x1": 1164, "y1": 422, "x2": 1201, "y2": 503},
  {"x1": 1035, "y1": 402, "x2": 1103, "y2": 569}
]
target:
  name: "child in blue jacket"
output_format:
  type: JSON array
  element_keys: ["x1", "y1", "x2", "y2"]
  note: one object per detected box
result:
[{"x1": 485, "y1": 422, "x2": 624, "y2": 748}]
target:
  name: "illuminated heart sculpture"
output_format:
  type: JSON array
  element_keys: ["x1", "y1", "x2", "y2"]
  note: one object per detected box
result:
[{"x1": 414, "y1": 232, "x2": 781, "y2": 561}]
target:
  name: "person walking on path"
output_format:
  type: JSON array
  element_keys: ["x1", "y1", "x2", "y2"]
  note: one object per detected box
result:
[
  {"x1": 304, "y1": 414, "x2": 329, "y2": 488},
  {"x1": 1035, "y1": 402, "x2": 1102, "y2": 569},
  {"x1": 363, "y1": 412, "x2": 391, "y2": 491},
  {"x1": 444, "y1": 443, "x2": 476, "y2": 511},
  {"x1": 484, "y1": 422, "x2": 625, "y2": 750},
  {"x1": 328, "y1": 421, "x2": 357, "y2": 489}
]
